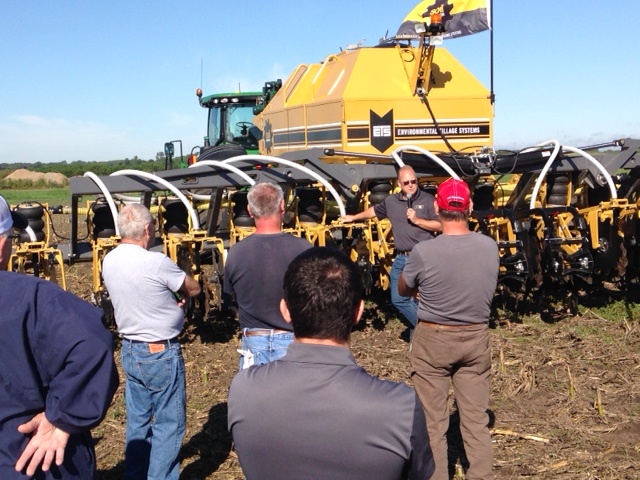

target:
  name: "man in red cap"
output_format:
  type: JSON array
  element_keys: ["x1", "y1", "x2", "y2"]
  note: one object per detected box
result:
[{"x1": 399, "y1": 178, "x2": 499, "y2": 480}]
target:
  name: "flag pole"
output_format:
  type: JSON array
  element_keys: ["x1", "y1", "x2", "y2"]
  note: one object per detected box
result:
[{"x1": 490, "y1": 0, "x2": 495, "y2": 105}]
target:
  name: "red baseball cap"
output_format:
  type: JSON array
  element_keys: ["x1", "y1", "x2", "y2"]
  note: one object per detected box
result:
[{"x1": 436, "y1": 178, "x2": 471, "y2": 212}]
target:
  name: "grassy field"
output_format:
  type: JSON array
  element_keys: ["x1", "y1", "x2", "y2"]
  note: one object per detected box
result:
[{"x1": 1, "y1": 188, "x2": 70, "y2": 206}]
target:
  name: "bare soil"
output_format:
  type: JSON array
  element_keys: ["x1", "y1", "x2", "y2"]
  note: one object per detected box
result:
[
  {"x1": 48, "y1": 215, "x2": 640, "y2": 480},
  {"x1": 4, "y1": 168, "x2": 68, "y2": 185}
]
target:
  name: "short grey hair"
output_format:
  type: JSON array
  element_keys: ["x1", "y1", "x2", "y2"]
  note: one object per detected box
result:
[
  {"x1": 247, "y1": 182, "x2": 284, "y2": 219},
  {"x1": 117, "y1": 204, "x2": 153, "y2": 240}
]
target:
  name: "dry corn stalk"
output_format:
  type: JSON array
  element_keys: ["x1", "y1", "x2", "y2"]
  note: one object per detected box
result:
[{"x1": 492, "y1": 428, "x2": 550, "y2": 443}]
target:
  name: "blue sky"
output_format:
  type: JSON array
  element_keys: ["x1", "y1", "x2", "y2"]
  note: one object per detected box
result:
[{"x1": 2, "y1": 1, "x2": 638, "y2": 163}]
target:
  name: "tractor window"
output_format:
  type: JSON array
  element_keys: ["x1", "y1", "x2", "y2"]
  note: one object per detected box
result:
[
  {"x1": 207, "y1": 103, "x2": 258, "y2": 148},
  {"x1": 207, "y1": 108, "x2": 222, "y2": 144},
  {"x1": 228, "y1": 104, "x2": 258, "y2": 148}
]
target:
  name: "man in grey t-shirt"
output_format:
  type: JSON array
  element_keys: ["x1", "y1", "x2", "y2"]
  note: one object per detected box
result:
[
  {"x1": 229, "y1": 247, "x2": 435, "y2": 480},
  {"x1": 400, "y1": 178, "x2": 498, "y2": 480}
]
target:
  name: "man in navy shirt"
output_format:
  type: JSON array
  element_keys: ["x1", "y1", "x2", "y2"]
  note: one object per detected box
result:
[{"x1": 0, "y1": 194, "x2": 118, "y2": 479}]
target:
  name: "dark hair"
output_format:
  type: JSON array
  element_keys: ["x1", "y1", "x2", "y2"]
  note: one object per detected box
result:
[
  {"x1": 283, "y1": 247, "x2": 362, "y2": 342},
  {"x1": 438, "y1": 208, "x2": 468, "y2": 222}
]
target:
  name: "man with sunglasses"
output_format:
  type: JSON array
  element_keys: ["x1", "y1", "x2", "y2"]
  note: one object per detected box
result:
[{"x1": 341, "y1": 166, "x2": 441, "y2": 335}]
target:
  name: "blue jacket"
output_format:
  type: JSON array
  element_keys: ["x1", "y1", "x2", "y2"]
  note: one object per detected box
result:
[{"x1": 0, "y1": 271, "x2": 119, "y2": 479}]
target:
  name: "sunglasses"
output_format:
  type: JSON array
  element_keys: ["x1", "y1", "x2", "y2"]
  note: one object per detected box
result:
[{"x1": 401, "y1": 179, "x2": 417, "y2": 186}]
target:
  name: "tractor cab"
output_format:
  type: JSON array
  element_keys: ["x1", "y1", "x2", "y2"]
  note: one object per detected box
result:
[{"x1": 197, "y1": 90, "x2": 262, "y2": 153}]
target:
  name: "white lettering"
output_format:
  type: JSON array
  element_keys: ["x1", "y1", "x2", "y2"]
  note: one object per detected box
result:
[{"x1": 373, "y1": 125, "x2": 392, "y2": 137}]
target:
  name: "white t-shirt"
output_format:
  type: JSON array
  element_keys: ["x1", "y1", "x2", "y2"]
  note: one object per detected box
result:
[{"x1": 103, "y1": 243, "x2": 187, "y2": 342}]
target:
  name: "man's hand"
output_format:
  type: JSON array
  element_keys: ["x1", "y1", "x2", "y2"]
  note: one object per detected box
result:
[
  {"x1": 407, "y1": 208, "x2": 417, "y2": 223},
  {"x1": 341, "y1": 214, "x2": 357, "y2": 223},
  {"x1": 15, "y1": 413, "x2": 70, "y2": 476}
]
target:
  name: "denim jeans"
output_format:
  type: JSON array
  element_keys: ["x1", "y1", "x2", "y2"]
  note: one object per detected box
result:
[
  {"x1": 121, "y1": 339, "x2": 186, "y2": 480},
  {"x1": 389, "y1": 253, "x2": 418, "y2": 327},
  {"x1": 238, "y1": 329, "x2": 294, "y2": 370}
]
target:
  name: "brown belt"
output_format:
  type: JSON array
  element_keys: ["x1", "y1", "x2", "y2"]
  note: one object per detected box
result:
[
  {"x1": 419, "y1": 321, "x2": 484, "y2": 330},
  {"x1": 244, "y1": 328, "x2": 291, "y2": 337}
]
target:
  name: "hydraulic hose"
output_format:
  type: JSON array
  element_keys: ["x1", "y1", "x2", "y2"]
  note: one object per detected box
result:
[{"x1": 221, "y1": 154, "x2": 346, "y2": 217}]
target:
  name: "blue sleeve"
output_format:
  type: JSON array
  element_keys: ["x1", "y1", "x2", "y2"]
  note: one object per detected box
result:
[{"x1": 33, "y1": 284, "x2": 119, "y2": 433}]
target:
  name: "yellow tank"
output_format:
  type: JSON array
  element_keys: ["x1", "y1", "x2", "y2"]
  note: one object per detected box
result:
[{"x1": 256, "y1": 42, "x2": 492, "y2": 160}]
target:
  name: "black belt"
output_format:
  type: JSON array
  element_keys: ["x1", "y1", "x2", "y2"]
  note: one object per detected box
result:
[{"x1": 123, "y1": 337, "x2": 179, "y2": 345}]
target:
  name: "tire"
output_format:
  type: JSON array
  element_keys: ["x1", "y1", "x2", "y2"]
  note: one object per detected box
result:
[
  {"x1": 368, "y1": 181, "x2": 392, "y2": 194},
  {"x1": 234, "y1": 215, "x2": 255, "y2": 227},
  {"x1": 17, "y1": 204, "x2": 44, "y2": 219},
  {"x1": 19, "y1": 231, "x2": 46, "y2": 243},
  {"x1": 166, "y1": 224, "x2": 189, "y2": 234},
  {"x1": 94, "y1": 228, "x2": 117, "y2": 239},
  {"x1": 198, "y1": 143, "x2": 247, "y2": 161},
  {"x1": 299, "y1": 213, "x2": 321, "y2": 223},
  {"x1": 546, "y1": 194, "x2": 567, "y2": 206},
  {"x1": 368, "y1": 192, "x2": 389, "y2": 205},
  {"x1": 27, "y1": 218, "x2": 45, "y2": 232}
]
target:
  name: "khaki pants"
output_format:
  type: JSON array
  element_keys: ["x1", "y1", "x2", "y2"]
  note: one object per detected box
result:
[{"x1": 409, "y1": 322, "x2": 493, "y2": 480}]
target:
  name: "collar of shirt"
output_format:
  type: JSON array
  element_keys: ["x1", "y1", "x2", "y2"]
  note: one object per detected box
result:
[{"x1": 281, "y1": 342, "x2": 357, "y2": 366}]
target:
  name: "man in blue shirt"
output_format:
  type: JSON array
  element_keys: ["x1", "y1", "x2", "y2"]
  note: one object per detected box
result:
[{"x1": 0, "y1": 194, "x2": 119, "y2": 479}]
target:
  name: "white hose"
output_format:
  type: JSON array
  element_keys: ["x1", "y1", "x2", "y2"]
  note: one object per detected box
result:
[
  {"x1": 525, "y1": 140, "x2": 561, "y2": 209},
  {"x1": 221, "y1": 154, "x2": 346, "y2": 216},
  {"x1": 391, "y1": 145, "x2": 460, "y2": 180},
  {"x1": 110, "y1": 169, "x2": 201, "y2": 230},
  {"x1": 187, "y1": 160, "x2": 256, "y2": 201},
  {"x1": 562, "y1": 145, "x2": 617, "y2": 200},
  {"x1": 83, "y1": 171, "x2": 120, "y2": 235},
  {"x1": 24, "y1": 225, "x2": 37, "y2": 242}
]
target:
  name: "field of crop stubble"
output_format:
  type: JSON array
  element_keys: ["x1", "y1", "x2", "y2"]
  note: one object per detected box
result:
[{"x1": 44, "y1": 212, "x2": 640, "y2": 479}]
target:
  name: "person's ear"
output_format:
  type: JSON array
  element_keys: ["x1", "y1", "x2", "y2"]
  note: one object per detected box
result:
[
  {"x1": 280, "y1": 298, "x2": 292, "y2": 324},
  {"x1": 468, "y1": 199, "x2": 474, "y2": 214},
  {"x1": 434, "y1": 200, "x2": 440, "y2": 215},
  {"x1": 0, "y1": 236, "x2": 9, "y2": 268},
  {"x1": 353, "y1": 300, "x2": 364, "y2": 325},
  {"x1": 247, "y1": 205, "x2": 254, "y2": 218}
]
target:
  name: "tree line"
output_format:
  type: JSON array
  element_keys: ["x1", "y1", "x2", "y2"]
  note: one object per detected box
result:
[{"x1": 2, "y1": 152, "x2": 180, "y2": 176}]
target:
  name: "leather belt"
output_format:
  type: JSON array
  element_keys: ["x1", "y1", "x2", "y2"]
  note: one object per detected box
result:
[
  {"x1": 419, "y1": 321, "x2": 483, "y2": 330},
  {"x1": 124, "y1": 337, "x2": 178, "y2": 344},
  {"x1": 244, "y1": 328, "x2": 291, "y2": 337}
]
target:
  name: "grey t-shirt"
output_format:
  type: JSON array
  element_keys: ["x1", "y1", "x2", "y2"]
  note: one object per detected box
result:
[
  {"x1": 228, "y1": 343, "x2": 435, "y2": 480},
  {"x1": 103, "y1": 243, "x2": 187, "y2": 341},
  {"x1": 374, "y1": 189, "x2": 439, "y2": 252},
  {"x1": 223, "y1": 233, "x2": 311, "y2": 330},
  {"x1": 403, "y1": 232, "x2": 499, "y2": 325}
]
